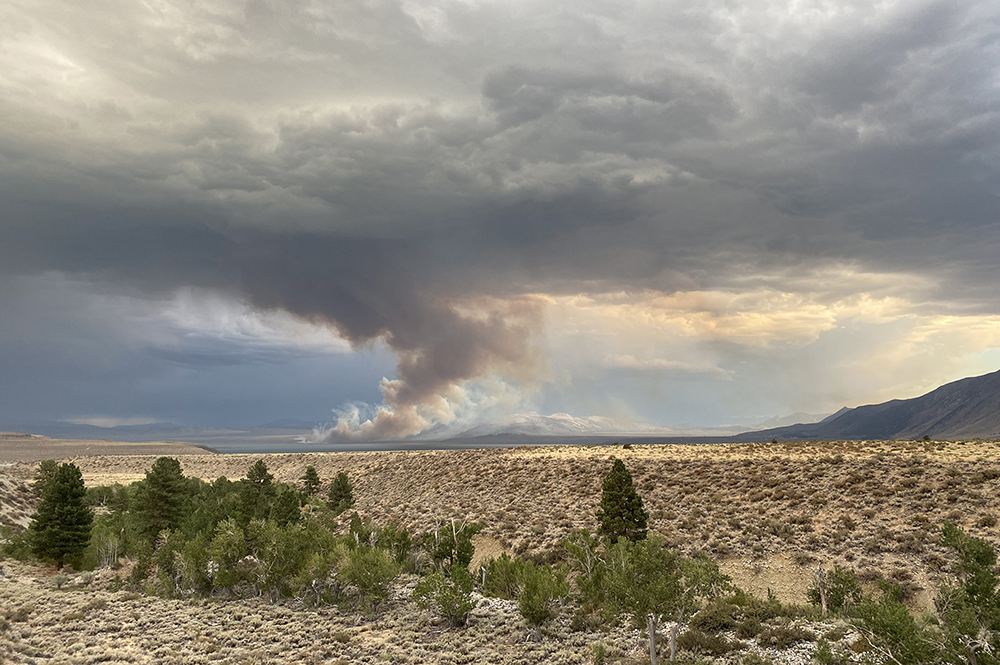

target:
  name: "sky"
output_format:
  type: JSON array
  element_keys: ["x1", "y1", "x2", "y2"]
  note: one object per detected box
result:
[{"x1": 1, "y1": 0, "x2": 999, "y2": 439}]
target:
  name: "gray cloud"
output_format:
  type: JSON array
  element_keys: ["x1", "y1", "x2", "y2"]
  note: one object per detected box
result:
[{"x1": 1, "y1": 0, "x2": 998, "y2": 434}]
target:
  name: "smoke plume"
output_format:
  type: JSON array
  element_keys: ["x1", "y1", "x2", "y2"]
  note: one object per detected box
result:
[{"x1": 236, "y1": 234, "x2": 544, "y2": 440}]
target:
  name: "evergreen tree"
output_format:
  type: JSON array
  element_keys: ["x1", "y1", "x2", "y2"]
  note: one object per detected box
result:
[
  {"x1": 31, "y1": 459, "x2": 59, "y2": 497},
  {"x1": 133, "y1": 457, "x2": 187, "y2": 540},
  {"x1": 327, "y1": 472, "x2": 354, "y2": 514},
  {"x1": 29, "y1": 462, "x2": 93, "y2": 566},
  {"x1": 299, "y1": 466, "x2": 322, "y2": 499},
  {"x1": 270, "y1": 486, "x2": 301, "y2": 527},
  {"x1": 246, "y1": 458, "x2": 275, "y2": 486},
  {"x1": 239, "y1": 459, "x2": 277, "y2": 523},
  {"x1": 596, "y1": 458, "x2": 648, "y2": 544}
]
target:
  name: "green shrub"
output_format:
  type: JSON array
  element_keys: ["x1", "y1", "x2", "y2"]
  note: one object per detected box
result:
[
  {"x1": 736, "y1": 617, "x2": 761, "y2": 639},
  {"x1": 758, "y1": 624, "x2": 815, "y2": 648},
  {"x1": 295, "y1": 551, "x2": 341, "y2": 605},
  {"x1": 338, "y1": 545, "x2": 399, "y2": 615},
  {"x1": 731, "y1": 590, "x2": 784, "y2": 623},
  {"x1": 813, "y1": 638, "x2": 850, "y2": 665},
  {"x1": 564, "y1": 529, "x2": 606, "y2": 606},
  {"x1": 0, "y1": 526, "x2": 32, "y2": 561},
  {"x1": 374, "y1": 523, "x2": 413, "y2": 565},
  {"x1": 518, "y1": 562, "x2": 569, "y2": 626},
  {"x1": 690, "y1": 599, "x2": 740, "y2": 633},
  {"x1": 413, "y1": 567, "x2": 476, "y2": 626},
  {"x1": 678, "y1": 628, "x2": 736, "y2": 656},
  {"x1": 176, "y1": 533, "x2": 213, "y2": 594},
  {"x1": 208, "y1": 518, "x2": 247, "y2": 593},
  {"x1": 852, "y1": 583, "x2": 938, "y2": 665},
  {"x1": 421, "y1": 520, "x2": 482, "y2": 574},
  {"x1": 741, "y1": 655, "x2": 775, "y2": 665},
  {"x1": 936, "y1": 523, "x2": 1000, "y2": 665},
  {"x1": 807, "y1": 566, "x2": 862, "y2": 614},
  {"x1": 128, "y1": 551, "x2": 153, "y2": 587},
  {"x1": 482, "y1": 553, "x2": 526, "y2": 599}
]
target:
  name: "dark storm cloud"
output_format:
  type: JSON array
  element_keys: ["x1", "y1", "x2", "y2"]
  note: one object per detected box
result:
[{"x1": 1, "y1": 0, "x2": 998, "y2": 434}]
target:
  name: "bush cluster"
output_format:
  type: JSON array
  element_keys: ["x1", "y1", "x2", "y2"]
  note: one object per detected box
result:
[{"x1": 12, "y1": 454, "x2": 1000, "y2": 665}]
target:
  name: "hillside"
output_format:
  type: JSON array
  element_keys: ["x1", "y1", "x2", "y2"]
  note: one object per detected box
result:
[
  {"x1": 740, "y1": 368, "x2": 1000, "y2": 441},
  {"x1": 6, "y1": 437, "x2": 1000, "y2": 605},
  {"x1": 4, "y1": 439, "x2": 1000, "y2": 664}
]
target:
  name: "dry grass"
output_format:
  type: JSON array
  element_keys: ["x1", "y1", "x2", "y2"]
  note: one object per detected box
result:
[
  {"x1": 7, "y1": 438, "x2": 995, "y2": 587},
  {"x1": 0, "y1": 475, "x2": 34, "y2": 531},
  {"x1": 2, "y1": 437, "x2": 1000, "y2": 662},
  {"x1": 0, "y1": 560, "x2": 856, "y2": 665},
  {"x1": 0, "y1": 561, "x2": 664, "y2": 665}
]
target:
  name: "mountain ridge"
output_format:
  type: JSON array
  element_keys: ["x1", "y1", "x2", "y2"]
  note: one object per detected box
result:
[{"x1": 738, "y1": 368, "x2": 1000, "y2": 441}]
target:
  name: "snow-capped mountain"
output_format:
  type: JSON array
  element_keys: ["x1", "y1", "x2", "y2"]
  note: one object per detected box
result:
[
  {"x1": 452, "y1": 412, "x2": 677, "y2": 438},
  {"x1": 446, "y1": 410, "x2": 834, "y2": 439}
]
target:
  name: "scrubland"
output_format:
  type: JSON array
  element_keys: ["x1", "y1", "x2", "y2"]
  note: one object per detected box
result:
[{"x1": 2, "y1": 438, "x2": 1000, "y2": 664}]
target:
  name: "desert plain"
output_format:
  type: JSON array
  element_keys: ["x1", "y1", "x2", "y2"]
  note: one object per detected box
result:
[{"x1": 3, "y1": 433, "x2": 1000, "y2": 664}]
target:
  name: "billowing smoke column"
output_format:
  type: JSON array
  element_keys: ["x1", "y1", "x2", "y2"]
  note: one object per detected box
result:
[{"x1": 237, "y1": 234, "x2": 543, "y2": 440}]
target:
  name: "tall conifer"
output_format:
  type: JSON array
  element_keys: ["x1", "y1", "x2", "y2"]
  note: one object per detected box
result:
[
  {"x1": 327, "y1": 472, "x2": 354, "y2": 515},
  {"x1": 239, "y1": 459, "x2": 276, "y2": 523},
  {"x1": 596, "y1": 458, "x2": 648, "y2": 543},
  {"x1": 29, "y1": 462, "x2": 93, "y2": 566},
  {"x1": 134, "y1": 457, "x2": 187, "y2": 540},
  {"x1": 299, "y1": 465, "x2": 322, "y2": 498}
]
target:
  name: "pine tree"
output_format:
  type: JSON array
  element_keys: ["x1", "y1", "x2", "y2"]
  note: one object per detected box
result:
[
  {"x1": 270, "y1": 486, "x2": 301, "y2": 526},
  {"x1": 596, "y1": 458, "x2": 648, "y2": 544},
  {"x1": 133, "y1": 457, "x2": 188, "y2": 540},
  {"x1": 327, "y1": 472, "x2": 354, "y2": 515},
  {"x1": 31, "y1": 459, "x2": 59, "y2": 497},
  {"x1": 299, "y1": 466, "x2": 322, "y2": 498},
  {"x1": 29, "y1": 462, "x2": 93, "y2": 566},
  {"x1": 246, "y1": 459, "x2": 275, "y2": 486},
  {"x1": 240, "y1": 459, "x2": 277, "y2": 523}
]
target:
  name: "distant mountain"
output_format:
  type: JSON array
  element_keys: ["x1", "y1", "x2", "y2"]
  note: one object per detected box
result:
[
  {"x1": 739, "y1": 369, "x2": 1000, "y2": 441},
  {"x1": 451, "y1": 410, "x2": 831, "y2": 439},
  {"x1": 453, "y1": 412, "x2": 677, "y2": 438},
  {"x1": 747, "y1": 412, "x2": 831, "y2": 430},
  {"x1": 0, "y1": 419, "x2": 319, "y2": 443}
]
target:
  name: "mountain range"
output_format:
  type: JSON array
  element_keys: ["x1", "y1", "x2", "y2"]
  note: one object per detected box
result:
[
  {"x1": 447, "y1": 411, "x2": 830, "y2": 439},
  {"x1": 738, "y1": 368, "x2": 1000, "y2": 441},
  {"x1": 6, "y1": 368, "x2": 999, "y2": 445}
]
